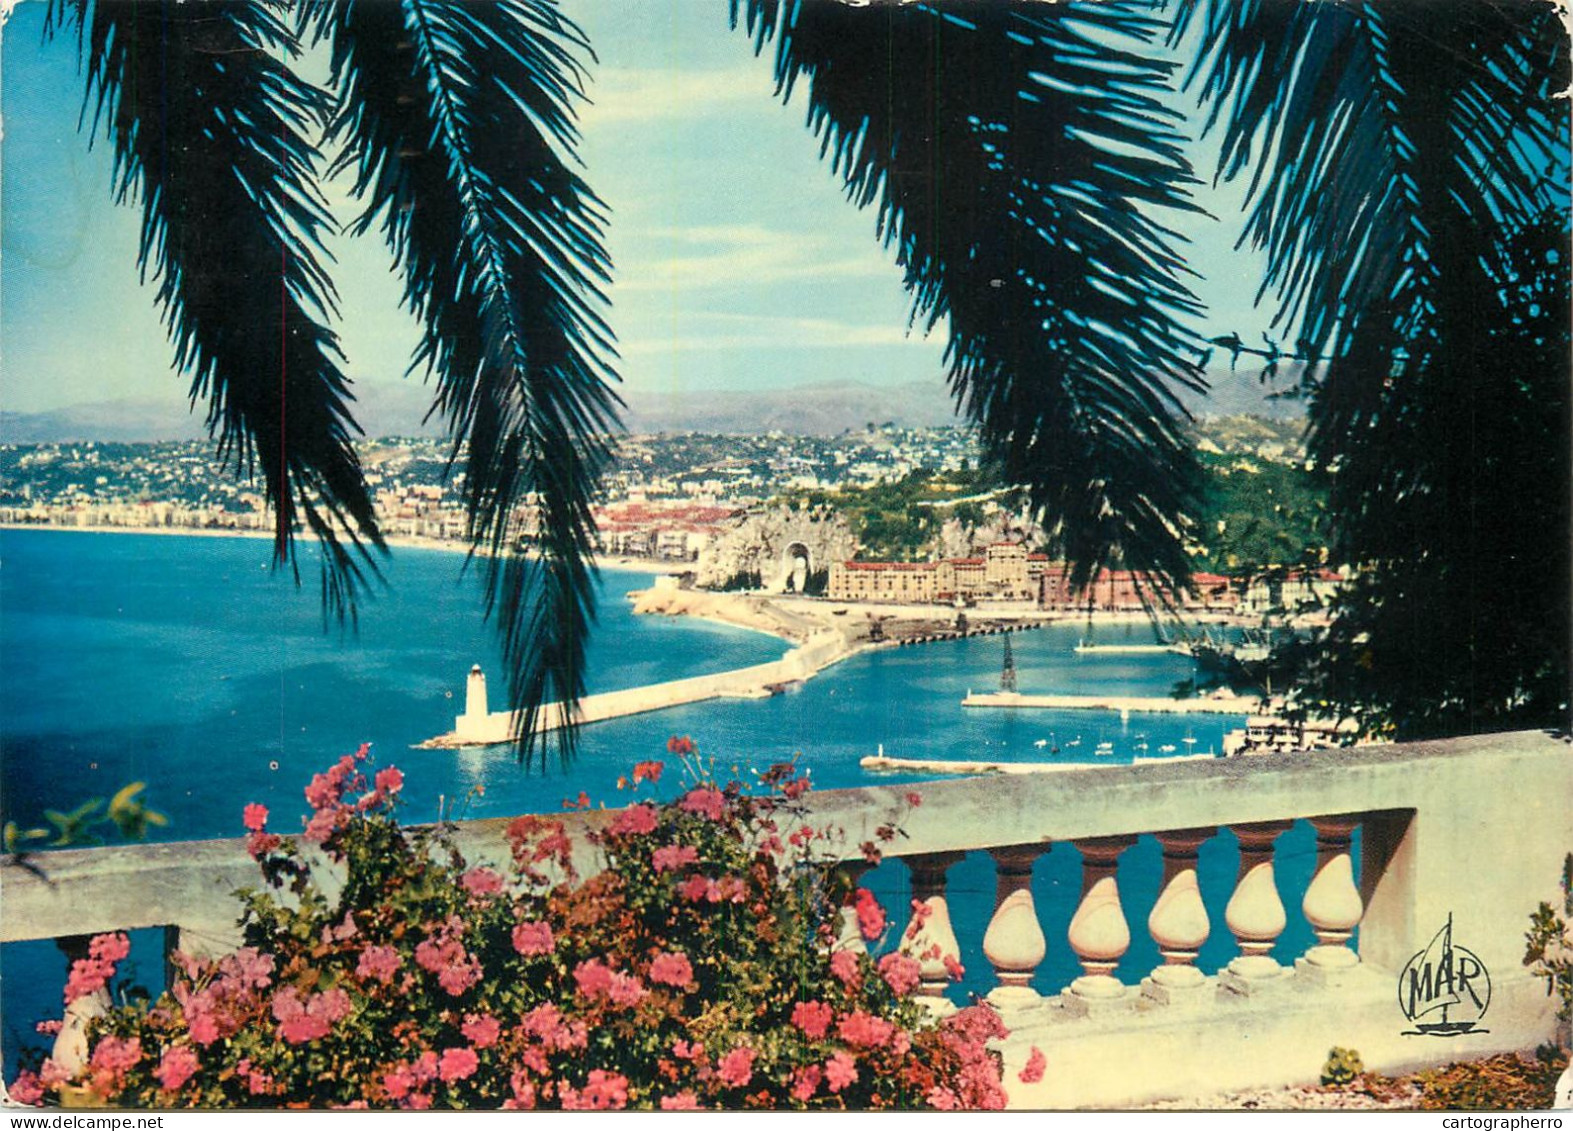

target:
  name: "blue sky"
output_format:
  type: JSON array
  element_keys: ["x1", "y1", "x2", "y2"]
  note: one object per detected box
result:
[{"x1": 1, "y1": 1, "x2": 1272, "y2": 417}]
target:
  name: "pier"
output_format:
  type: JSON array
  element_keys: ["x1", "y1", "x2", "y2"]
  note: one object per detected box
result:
[
  {"x1": 962, "y1": 690, "x2": 1259, "y2": 714},
  {"x1": 421, "y1": 631, "x2": 853, "y2": 747},
  {"x1": 860, "y1": 751, "x2": 1218, "y2": 775}
]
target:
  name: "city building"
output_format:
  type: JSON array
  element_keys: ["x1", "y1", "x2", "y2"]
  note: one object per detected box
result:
[{"x1": 825, "y1": 542, "x2": 1048, "y2": 604}]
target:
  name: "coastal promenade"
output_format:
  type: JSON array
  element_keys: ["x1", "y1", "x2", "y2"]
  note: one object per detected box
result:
[{"x1": 963, "y1": 690, "x2": 1260, "y2": 714}]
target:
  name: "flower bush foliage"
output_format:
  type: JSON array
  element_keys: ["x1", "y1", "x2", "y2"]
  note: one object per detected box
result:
[{"x1": 13, "y1": 741, "x2": 1009, "y2": 1110}]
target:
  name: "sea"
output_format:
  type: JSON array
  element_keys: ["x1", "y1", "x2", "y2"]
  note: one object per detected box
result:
[{"x1": 0, "y1": 528, "x2": 1334, "y2": 1067}]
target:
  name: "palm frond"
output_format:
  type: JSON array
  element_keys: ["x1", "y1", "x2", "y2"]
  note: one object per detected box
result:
[
  {"x1": 45, "y1": 0, "x2": 384, "y2": 623},
  {"x1": 1174, "y1": 0, "x2": 1570, "y2": 733},
  {"x1": 732, "y1": 0, "x2": 1208, "y2": 591},
  {"x1": 308, "y1": 0, "x2": 619, "y2": 767}
]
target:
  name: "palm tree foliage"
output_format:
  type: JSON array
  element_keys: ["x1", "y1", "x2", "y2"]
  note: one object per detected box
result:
[
  {"x1": 44, "y1": 0, "x2": 618, "y2": 766},
  {"x1": 1173, "y1": 0, "x2": 1570, "y2": 736},
  {"x1": 35, "y1": 0, "x2": 1568, "y2": 756},
  {"x1": 45, "y1": 0, "x2": 385, "y2": 621},
  {"x1": 731, "y1": 0, "x2": 1211, "y2": 591}
]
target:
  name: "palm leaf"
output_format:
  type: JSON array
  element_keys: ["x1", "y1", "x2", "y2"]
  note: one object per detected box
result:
[
  {"x1": 306, "y1": 0, "x2": 619, "y2": 767},
  {"x1": 45, "y1": 0, "x2": 385, "y2": 623},
  {"x1": 732, "y1": 0, "x2": 1208, "y2": 591},
  {"x1": 1174, "y1": 0, "x2": 1570, "y2": 733}
]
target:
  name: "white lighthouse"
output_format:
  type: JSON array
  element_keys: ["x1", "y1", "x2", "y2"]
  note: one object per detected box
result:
[{"x1": 455, "y1": 664, "x2": 490, "y2": 741}]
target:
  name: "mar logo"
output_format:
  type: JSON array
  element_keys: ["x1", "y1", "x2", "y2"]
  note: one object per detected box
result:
[{"x1": 1399, "y1": 914, "x2": 1491, "y2": 1037}]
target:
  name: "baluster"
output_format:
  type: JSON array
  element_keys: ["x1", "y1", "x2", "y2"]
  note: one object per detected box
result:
[
  {"x1": 1220, "y1": 820, "x2": 1293, "y2": 995},
  {"x1": 1297, "y1": 815, "x2": 1364, "y2": 979},
  {"x1": 53, "y1": 936, "x2": 110, "y2": 1076},
  {"x1": 982, "y1": 845, "x2": 1048, "y2": 1008},
  {"x1": 1065, "y1": 836, "x2": 1137, "y2": 1014},
  {"x1": 901, "y1": 851, "x2": 965, "y2": 1014},
  {"x1": 831, "y1": 861, "x2": 874, "y2": 955},
  {"x1": 1141, "y1": 827, "x2": 1215, "y2": 1007}
]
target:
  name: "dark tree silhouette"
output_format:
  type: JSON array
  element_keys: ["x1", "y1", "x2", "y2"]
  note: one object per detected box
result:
[{"x1": 1173, "y1": 0, "x2": 1570, "y2": 736}]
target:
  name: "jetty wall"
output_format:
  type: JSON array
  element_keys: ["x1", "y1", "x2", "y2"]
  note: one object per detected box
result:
[
  {"x1": 962, "y1": 691, "x2": 1259, "y2": 715},
  {"x1": 434, "y1": 631, "x2": 851, "y2": 747}
]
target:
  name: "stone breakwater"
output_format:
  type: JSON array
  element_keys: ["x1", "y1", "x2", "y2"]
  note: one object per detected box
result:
[
  {"x1": 962, "y1": 690, "x2": 1261, "y2": 714},
  {"x1": 420, "y1": 629, "x2": 858, "y2": 748}
]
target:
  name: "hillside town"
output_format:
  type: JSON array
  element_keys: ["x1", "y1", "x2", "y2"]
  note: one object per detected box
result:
[{"x1": 0, "y1": 417, "x2": 1327, "y2": 615}]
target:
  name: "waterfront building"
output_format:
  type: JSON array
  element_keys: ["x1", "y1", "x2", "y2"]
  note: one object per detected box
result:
[{"x1": 825, "y1": 541, "x2": 1047, "y2": 604}]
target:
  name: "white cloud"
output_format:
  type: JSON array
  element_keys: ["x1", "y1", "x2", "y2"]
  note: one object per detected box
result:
[
  {"x1": 583, "y1": 65, "x2": 770, "y2": 127},
  {"x1": 613, "y1": 223, "x2": 895, "y2": 292},
  {"x1": 619, "y1": 311, "x2": 934, "y2": 357}
]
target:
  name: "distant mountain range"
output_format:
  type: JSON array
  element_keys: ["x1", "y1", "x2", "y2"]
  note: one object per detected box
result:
[{"x1": 1, "y1": 364, "x2": 1304, "y2": 443}]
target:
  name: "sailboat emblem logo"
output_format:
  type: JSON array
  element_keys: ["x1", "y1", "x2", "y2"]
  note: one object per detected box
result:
[{"x1": 1399, "y1": 914, "x2": 1491, "y2": 1037}]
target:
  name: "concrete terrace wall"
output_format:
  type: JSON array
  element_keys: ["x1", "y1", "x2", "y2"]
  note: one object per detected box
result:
[{"x1": 4, "y1": 730, "x2": 1568, "y2": 1108}]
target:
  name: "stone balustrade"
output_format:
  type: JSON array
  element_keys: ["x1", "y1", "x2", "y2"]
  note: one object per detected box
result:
[{"x1": 3, "y1": 729, "x2": 1568, "y2": 1107}]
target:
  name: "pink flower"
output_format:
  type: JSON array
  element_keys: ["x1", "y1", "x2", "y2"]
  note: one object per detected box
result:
[
  {"x1": 460, "y1": 867, "x2": 505, "y2": 896},
  {"x1": 88, "y1": 932, "x2": 129, "y2": 964},
  {"x1": 838, "y1": 1009, "x2": 895, "y2": 1049},
  {"x1": 302, "y1": 805, "x2": 345, "y2": 845},
  {"x1": 927, "y1": 1085, "x2": 959, "y2": 1110},
  {"x1": 854, "y1": 888, "x2": 886, "y2": 941},
  {"x1": 562, "y1": 1070, "x2": 629, "y2": 1111},
  {"x1": 64, "y1": 958, "x2": 113, "y2": 1004},
  {"x1": 89, "y1": 1036, "x2": 142, "y2": 1081},
  {"x1": 246, "y1": 831, "x2": 282, "y2": 860},
  {"x1": 648, "y1": 950, "x2": 694, "y2": 988},
  {"x1": 829, "y1": 949, "x2": 861, "y2": 987},
  {"x1": 278, "y1": 1012, "x2": 330, "y2": 1045},
  {"x1": 39, "y1": 1059, "x2": 71, "y2": 1089},
  {"x1": 671, "y1": 1038, "x2": 703, "y2": 1061},
  {"x1": 383, "y1": 1064, "x2": 417, "y2": 1100},
  {"x1": 791, "y1": 1065, "x2": 823, "y2": 1102},
  {"x1": 512, "y1": 920, "x2": 555, "y2": 957},
  {"x1": 461, "y1": 1014, "x2": 501, "y2": 1050},
  {"x1": 155, "y1": 1045, "x2": 200, "y2": 1091},
  {"x1": 228, "y1": 947, "x2": 275, "y2": 990},
  {"x1": 632, "y1": 760, "x2": 664, "y2": 784},
  {"x1": 791, "y1": 1000, "x2": 834, "y2": 1040},
  {"x1": 438, "y1": 1047, "x2": 479, "y2": 1084},
  {"x1": 652, "y1": 844, "x2": 699, "y2": 872},
  {"x1": 8, "y1": 1070, "x2": 44, "y2": 1106},
  {"x1": 717, "y1": 1046, "x2": 755, "y2": 1089},
  {"x1": 437, "y1": 957, "x2": 481, "y2": 997},
  {"x1": 905, "y1": 791, "x2": 923, "y2": 807},
  {"x1": 944, "y1": 954, "x2": 966, "y2": 981},
  {"x1": 878, "y1": 951, "x2": 923, "y2": 996},
  {"x1": 572, "y1": 959, "x2": 613, "y2": 998},
  {"x1": 272, "y1": 986, "x2": 351, "y2": 1044},
  {"x1": 660, "y1": 1090, "x2": 701, "y2": 1110},
  {"x1": 1018, "y1": 1045, "x2": 1046, "y2": 1085},
  {"x1": 506, "y1": 1070, "x2": 537, "y2": 1110},
  {"x1": 357, "y1": 944, "x2": 401, "y2": 984},
  {"x1": 242, "y1": 803, "x2": 269, "y2": 832},
  {"x1": 374, "y1": 766, "x2": 404, "y2": 795},
  {"x1": 34, "y1": 1020, "x2": 62, "y2": 1036},
  {"x1": 824, "y1": 1051, "x2": 858, "y2": 1094},
  {"x1": 609, "y1": 803, "x2": 658, "y2": 836},
  {"x1": 678, "y1": 875, "x2": 715, "y2": 902},
  {"x1": 679, "y1": 786, "x2": 726, "y2": 821}
]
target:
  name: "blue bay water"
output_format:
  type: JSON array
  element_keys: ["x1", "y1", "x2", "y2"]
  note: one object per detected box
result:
[{"x1": 1, "y1": 529, "x2": 1328, "y2": 1067}]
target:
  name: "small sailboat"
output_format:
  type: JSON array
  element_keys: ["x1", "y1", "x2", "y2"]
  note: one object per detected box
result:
[
  {"x1": 1159, "y1": 743, "x2": 1177, "y2": 754},
  {"x1": 1400, "y1": 915, "x2": 1489, "y2": 1037},
  {"x1": 1094, "y1": 741, "x2": 1114, "y2": 756},
  {"x1": 1033, "y1": 738, "x2": 1049, "y2": 749}
]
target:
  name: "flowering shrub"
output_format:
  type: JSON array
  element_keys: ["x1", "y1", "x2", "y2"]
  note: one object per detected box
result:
[{"x1": 12, "y1": 741, "x2": 1009, "y2": 1110}]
